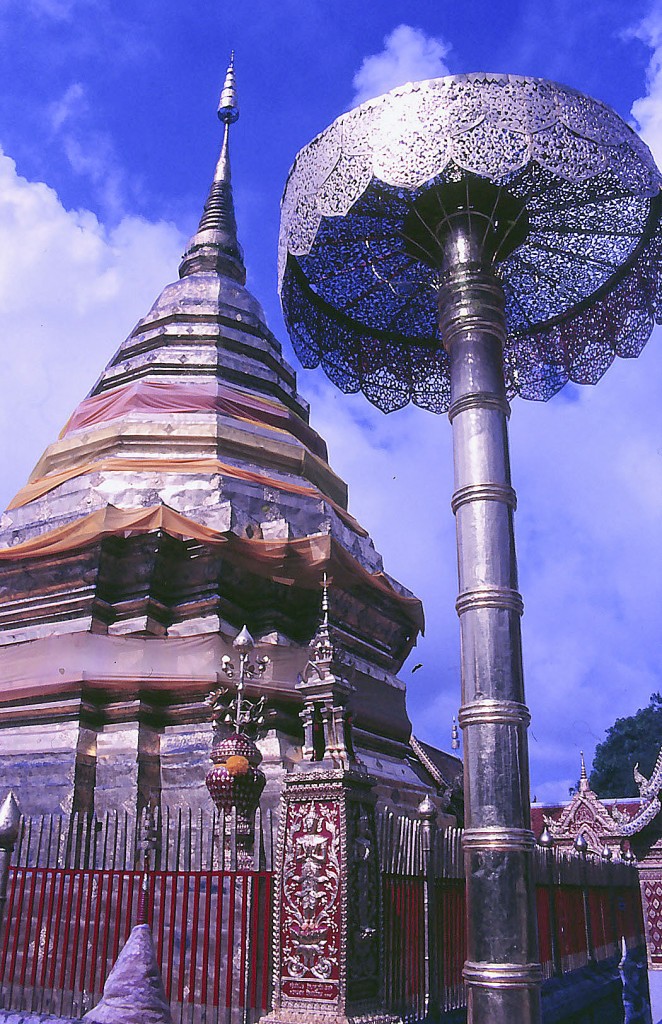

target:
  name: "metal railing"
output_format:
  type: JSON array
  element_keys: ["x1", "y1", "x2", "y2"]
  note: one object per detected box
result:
[
  {"x1": 0, "y1": 808, "x2": 276, "y2": 1023},
  {"x1": 377, "y1": 812, "x2": 645, "y2": 1020},
  {"x1": 13, "y1": 805, "x2": 277, "y2": 872},
  {"x1": 0, "y1": 806, "x2": 646, "y2": 1024}
]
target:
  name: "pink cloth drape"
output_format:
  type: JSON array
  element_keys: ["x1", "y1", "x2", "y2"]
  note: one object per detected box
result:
[{"x1": 62, "y1": 379, "x2": 327, "y2": 460}]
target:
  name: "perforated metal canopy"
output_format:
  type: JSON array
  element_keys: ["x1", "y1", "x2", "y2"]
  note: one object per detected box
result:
[{"x1": 278, "y1": 74, "x2": 662, "y2": 413}]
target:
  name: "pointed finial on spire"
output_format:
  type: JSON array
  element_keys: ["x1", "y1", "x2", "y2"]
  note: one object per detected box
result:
[
  {"x1": 579, "y1": 750, "x2": 590, "y2": 792},
  {"x1": 580, "y1": 751, "x2": 587, "y2": 779},
  {"x1": 179, "y1": 52, "x2": 246, "y2": 283},
  {"x1": 451, "y1": 716, "x2": 460, "y2": 751},
  {"x1": 218, "y1": 52, "x2": 239, "y2": 124}
]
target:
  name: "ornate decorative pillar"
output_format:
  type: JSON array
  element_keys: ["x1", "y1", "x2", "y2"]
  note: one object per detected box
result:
[
  {"x1": 263, "y1": 581, "x2": 394, "y2": 1024},
  {"x1": 436, "y1": 207, "x2": 540, "y2": 1024},
  {"x1": 277, "y1": 73, "x2": 662, "y2": 1024}
]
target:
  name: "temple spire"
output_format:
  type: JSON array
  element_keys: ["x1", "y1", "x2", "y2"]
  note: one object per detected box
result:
[
  {"x1": 179, "y1": 53, "x2": 246, "y2": 283},
  {"x1": 579, "y1": 750, "x2": 590, "y2": 792}
]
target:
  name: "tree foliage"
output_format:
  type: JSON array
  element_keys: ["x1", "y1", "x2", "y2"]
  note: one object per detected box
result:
[{"x1": 590, "y1": 693, "x2": 662, "y2": 798}]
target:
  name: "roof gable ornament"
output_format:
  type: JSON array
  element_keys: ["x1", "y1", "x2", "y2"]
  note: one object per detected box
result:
[
  {"x1": 634, "y1": 746, "x2": 662, "y2": 801},
  {"x1": 545, "y1": 754, "x2": 631, "y2": 850},
  {"x1": 546, "y1": 748, "x2": 662, "y2": 848}
]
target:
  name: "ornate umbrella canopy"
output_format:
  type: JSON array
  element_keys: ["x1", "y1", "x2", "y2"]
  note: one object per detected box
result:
[{"x1": 279, "y1": 73, "x2": 662, "y2": 413}]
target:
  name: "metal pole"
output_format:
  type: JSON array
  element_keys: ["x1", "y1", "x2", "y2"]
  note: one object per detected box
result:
[
  {"x1": 548, "y1": 850, "x2": 561, "y2": 978},
  {"x1": 419, "y1": 795, "x2": 438, "y2": 1020},
  {"x1": 574, "y1": 835, "x2": 594, "y2": 964},
  {"x1": 438, "y1": 212, "x2": 541, "y2": 1024}
]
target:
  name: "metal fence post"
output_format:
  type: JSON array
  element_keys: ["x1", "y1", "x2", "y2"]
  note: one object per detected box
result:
[
  {"x1": 538, "y1": 827, "x2": 561, "y2": 978},
  {"x1": 574, "y1": 834, "x2": 594, "y2": 964},
  {"x1": 419, "y1": 795, "x2": 438, "y2": 1020},
  {"x1": 0, "y1": 793, "x2": 20, "y2": 934}
]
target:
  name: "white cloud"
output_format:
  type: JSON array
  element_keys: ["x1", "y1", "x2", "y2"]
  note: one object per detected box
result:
[
  {"x1": 0, "y1": 146, "x2": 185, "y2": 506},
  {"x1": 49, "y1": 82, "x2": 86, "y2": 133},
  {"x1": 0, "y1": 0, "x2": 80, "y2": 22},
  {"x1": 30, "y1": 0, "x2": 76, "y2": 18},
  {"x1": 352, "y1": 25, "x2": 452, "y2": 106},
  {"x1": 629, "y1": 6, "x2": 662, "y2": 163},
  {"x1": 46, "y1": 82, "x2": 133, "y2": 219}
]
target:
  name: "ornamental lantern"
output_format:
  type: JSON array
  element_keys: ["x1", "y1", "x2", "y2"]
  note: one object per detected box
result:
[{"x1": 206, "y1": 625, "x2": 269, "y2": 865}]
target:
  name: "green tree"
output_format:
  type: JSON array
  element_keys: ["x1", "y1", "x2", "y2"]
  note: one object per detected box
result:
[{"x1": 590, "y1": 693, "x2": 662, "y2": 798}]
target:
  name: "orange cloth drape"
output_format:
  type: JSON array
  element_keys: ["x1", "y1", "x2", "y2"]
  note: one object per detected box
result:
[
  {"x1": 0, "y1": 505, "x2": 424, "y2": 632},
  {"x1": 8, "y1": 455, "x2": 365, "y2": 537}
]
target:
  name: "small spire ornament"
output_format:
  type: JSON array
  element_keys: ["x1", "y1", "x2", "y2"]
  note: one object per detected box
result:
[
  {"x1": 297, "y1": 573, "x2": 358, "y2": 769},
  {"x1": 309, "y1": 572, "x2": 335, "y2": 666},
  {"x1": 218, "y1": 51, "x2": 239, "y2": 124}
]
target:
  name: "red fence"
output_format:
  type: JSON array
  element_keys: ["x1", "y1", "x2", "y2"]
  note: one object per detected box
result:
[
  {"x1": 382, "y1": 875, "x2": 426, "y2": 1020},
  {"x1": 0, "y1": 866, "x2": 273, "y2": 1024},
  {"x1": 536, "y1": 882, "x2": 644, "y2": 978},
  {"x1": 383, "y1": 876, "x2": 644, "y2": 1019},
  {"x1": 378, "y1": 818, "x2": 646, "y2": 1021},
  {"x1": 0, "y1": 811, "x2": 647, "y2": 1024},
  {"x1": 431, "y1": 877, "x2": 466, "y2": 1012}
]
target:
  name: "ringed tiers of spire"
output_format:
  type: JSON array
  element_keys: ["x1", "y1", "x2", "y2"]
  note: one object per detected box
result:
[{"x1": 179, "y1": 53, "x2": 245, "y2": 283}]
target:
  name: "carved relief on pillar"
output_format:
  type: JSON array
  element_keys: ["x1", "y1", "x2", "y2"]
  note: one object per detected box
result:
[
  {"x1": 640, "y1": 875, "x2": 662, "y2": 965},
  {"x1": 345, "y1": 801, "x2": 380, "y2": 1003},
  {"x1": 637, "y1": 840, "x2": 662, "y2": 966},
  {"x1": 280, "y1": 797, "x2": 342, "y2": 1003},
  {"x1": 268, "y1": 769, "x2": 391, "y2": 1024}
]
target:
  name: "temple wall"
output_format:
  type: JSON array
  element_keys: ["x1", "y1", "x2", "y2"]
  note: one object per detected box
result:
[
  {"x1": 94, "y1": 720, "x2": 163, "y2": 816},
  {"x1": 0, "y1": 709, "x2": 456, "y2": 823},
  {"x1": 0, "y1": 720, "x2": 95, "y2": 814}
]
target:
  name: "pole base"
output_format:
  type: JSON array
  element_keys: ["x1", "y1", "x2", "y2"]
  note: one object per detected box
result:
[{"x1": 260, "y1": 1012, "x2": 401, "y2": 1024}]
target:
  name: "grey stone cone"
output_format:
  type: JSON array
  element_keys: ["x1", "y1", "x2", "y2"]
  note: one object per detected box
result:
[{"x1": 83, "y1": 924, "x2": 172, "y2": 1024}]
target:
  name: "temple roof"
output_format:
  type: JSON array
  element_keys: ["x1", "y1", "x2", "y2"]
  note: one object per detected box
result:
[{"x1": 530, "y1": 752, "x2": 662, "y2": 854}]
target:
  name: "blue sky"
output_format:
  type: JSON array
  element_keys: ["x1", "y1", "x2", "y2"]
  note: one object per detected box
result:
[{"x1": 0, "y1": 0, "x2": 661, "y2": 801}]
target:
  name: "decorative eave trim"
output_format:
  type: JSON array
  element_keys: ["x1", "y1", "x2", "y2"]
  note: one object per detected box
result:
[{"x1": 409, "y1": 733, "x2": 454, "y2": 791}]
